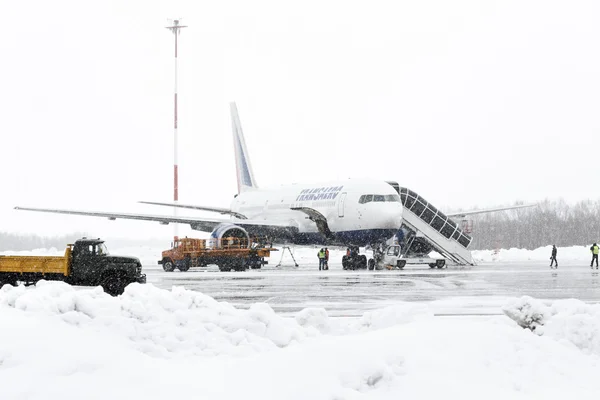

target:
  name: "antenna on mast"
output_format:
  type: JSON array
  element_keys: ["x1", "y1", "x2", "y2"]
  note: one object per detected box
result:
[{"x1": 165, "y1": 18, "x2": 187, "y2": 241}]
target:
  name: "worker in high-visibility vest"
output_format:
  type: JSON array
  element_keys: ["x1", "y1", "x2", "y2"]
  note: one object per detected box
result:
[
  {"x1": 317, "y1": 248, "x2": 326, "y2": 270},
  {"x1": 590, "y1": 243, "x2": 599, "y2": 269}
]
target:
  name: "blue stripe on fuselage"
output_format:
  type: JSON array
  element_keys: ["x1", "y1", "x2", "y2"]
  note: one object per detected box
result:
[{"x1": 292, "y1": 229, "x2": 397, "y2": 247}]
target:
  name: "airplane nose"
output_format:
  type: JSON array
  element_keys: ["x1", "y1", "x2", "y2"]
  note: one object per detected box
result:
[{"x1": 380, "y1": 203, "x2": 403, "y2": 229}]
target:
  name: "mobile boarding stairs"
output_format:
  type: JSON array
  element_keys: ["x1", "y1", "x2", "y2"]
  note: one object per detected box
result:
[{"x1": 390, "y1": 185, "x2": 475, "y2": 267}]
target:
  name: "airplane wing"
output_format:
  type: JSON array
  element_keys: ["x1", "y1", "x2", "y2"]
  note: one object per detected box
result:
[
  {"x1": 13, "y1": 206, "x2": 297, "y2": 238},
  {"x1": 138, "y1": 201, "x2": 247, "y2": 219},
  {"x1": 446, "y1": 203, "x2": 537, "y2": 218}
]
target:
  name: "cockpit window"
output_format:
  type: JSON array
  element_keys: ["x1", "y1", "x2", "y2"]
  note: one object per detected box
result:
[
  {"x1": 359, "y1": 194, "x2": 373, "y2": 204},
  {"x1": 359, "y1": 194, "x2": 399, "y2": 203}
]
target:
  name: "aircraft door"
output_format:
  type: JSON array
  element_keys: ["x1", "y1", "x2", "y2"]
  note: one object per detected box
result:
[{"x1": 338, "y1": 192, "x2": 347, "y2": 217}]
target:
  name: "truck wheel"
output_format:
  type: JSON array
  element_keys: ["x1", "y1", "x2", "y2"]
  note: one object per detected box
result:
[
  {"x1": 218, "y1": 262, "x2": 232, "y2": 272},
  {"x1": 436, "y1": 260, "x2": 446, "y2": 269},
  {"x1": 101, "y1": 274, "x2": 126, "y2": 296},
  {"x1": 162, "y1": 258, "x2": 175, "y2": 272},
  {"x1": 368, "y1": 258, "x2": 375, "y2": 270},
  {"x1": 233, "y1": 258, "x2": 246, "y2": 272},
  {"x1": 359, "y1": 255, "x2": 367, "y2": 269},
  {"x1": 178, "y1": 257, "x2": 191, "y2": 272},
  {"x1": 428, "y1": 263, "x2": 436, "y2": 269},
  {"x1": 248, "y1": 256, "x2": 261, "y2": 269},
  {"x1": 397, "y1": 260, "x2": 406, "y2": 269}
]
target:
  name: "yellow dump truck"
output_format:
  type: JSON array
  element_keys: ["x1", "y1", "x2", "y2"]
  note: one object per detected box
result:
[{"x1": 0, "y1": 237, "x2": 146, "y2": 295}]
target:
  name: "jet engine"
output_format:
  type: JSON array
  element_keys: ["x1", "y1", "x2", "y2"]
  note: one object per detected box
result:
[{"x1": 209, "y1": 223, "x2": 250, "y2": 248}]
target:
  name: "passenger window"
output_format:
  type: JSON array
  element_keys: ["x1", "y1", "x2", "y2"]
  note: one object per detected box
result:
[
  {"x1": 373, "y1": 195, "x2": 385, "y2": 202},
  {"x1": 387, "y1": 246, "x2": 398, "y2": 256},
  {"x1": 88, "y1": 245, "x2": 94, "y2": 253},
  {"x1": 404, "y1": 195, "x2": 416, "y2": 209}
]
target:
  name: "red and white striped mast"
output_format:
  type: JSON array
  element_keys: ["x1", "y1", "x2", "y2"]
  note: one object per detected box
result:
[{"x1": 166, "y1": 18, "x2": 187, "y2": 241}]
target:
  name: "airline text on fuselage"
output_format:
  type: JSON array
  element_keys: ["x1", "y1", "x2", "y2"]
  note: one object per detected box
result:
[{"x1": 295, "y1": 186, "x2": 344, "y2": 202}]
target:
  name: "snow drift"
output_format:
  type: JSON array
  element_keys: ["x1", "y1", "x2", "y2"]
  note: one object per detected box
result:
[
  {"x1": 473, "y1": 245, "x2": 595, "y2": 263},
  {"x1": 503, "y1": 296, "x2": 600, "y2": 357},
  {"x1": 1, "y1": 283, "x2": 600, "y2": 399},
  {"x1": 0, "y1": 281, "x2": 319, "y2": 358}
]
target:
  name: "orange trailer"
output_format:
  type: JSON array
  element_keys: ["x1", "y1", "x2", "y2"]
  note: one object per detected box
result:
[{"x1": 158, "y1": 237, "x2": 278, "y2": 272}]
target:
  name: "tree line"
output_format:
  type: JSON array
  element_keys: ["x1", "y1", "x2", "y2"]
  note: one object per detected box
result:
[
  {"x1": 461, "y1": 199, "x2": 600, "y2": 250},
  {"x1": 0, "y1": 232, "x2": 168, "y2": 252},
  {"x1": 0, "y1": 232, "x2": 89, "y2": 251}
]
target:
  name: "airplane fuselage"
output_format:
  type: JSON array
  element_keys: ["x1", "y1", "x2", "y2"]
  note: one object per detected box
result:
[{"x1": 230, "y1": 178, "x2": 403, "y2": 246}]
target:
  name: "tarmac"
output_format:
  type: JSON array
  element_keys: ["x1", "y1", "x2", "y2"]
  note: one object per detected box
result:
[{"x1": 143, "y1": 260, "x2": 600, "y2": 317}]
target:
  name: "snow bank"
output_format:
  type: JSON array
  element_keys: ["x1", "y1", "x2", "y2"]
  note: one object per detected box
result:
[
  {"x1": 352, "y1": 303, "x2": 433, "y2": 331},
  {"x1": 0, "y1": 282, "x2": 317, "y2": 358},
  {"x1": 473, "y1": 245, "x2": 593, "y2": 263},
  {"x1": 2, "y1": 283, "x2": 600, "y2": 399},
  {"x1": 503, "y1": 296, "x2": 600, "y2": 356}
]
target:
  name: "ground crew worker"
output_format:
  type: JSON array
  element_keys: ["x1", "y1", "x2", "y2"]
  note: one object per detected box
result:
[
  {"x1": 396, "y1": 229, "x2": 405, "y2": 249},
  {"x1": 324, "y1": 248, "x2": 330, "y2": 270},
  {"x1": 317, "y1": 248, "x2": 326, "y2": 270},
  {"x1": 591, "y1": 243, "x2": 599, "y2": 269},
  {"x1": 550, "y1": 245, "x2": 558, "y2": 269}
]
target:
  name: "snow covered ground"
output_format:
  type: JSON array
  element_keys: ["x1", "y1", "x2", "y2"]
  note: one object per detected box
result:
[
  {"x1": 1, "y1": 282, "x2": 600, "y2": 399},
  {"x1": 2, "y1": 244, "x2": 600, "y2": 399},
  {"x1": 472, "y1": 244, "x2": 597, "y2": 264}
]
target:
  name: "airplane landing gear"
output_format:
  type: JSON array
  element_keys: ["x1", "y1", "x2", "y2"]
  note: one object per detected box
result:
[
  {"x1": 366, "y1": 243, "x2": 386, "y2": 271},
  {"x1": 368, "y1": 258, "x2": 375, "y2": 270},
  {"x1": 342, "y1": 245, "x2": 367, "y2": 270}
]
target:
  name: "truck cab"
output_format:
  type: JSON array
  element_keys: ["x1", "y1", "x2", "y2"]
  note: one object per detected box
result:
[{"x1": 68, "y1": 238, "x2": 146, "y2": 294}]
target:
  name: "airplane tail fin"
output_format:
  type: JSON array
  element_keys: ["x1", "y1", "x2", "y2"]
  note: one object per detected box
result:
[{"x1": 230, "y1": 102, "x2": 258, "y2": 194}]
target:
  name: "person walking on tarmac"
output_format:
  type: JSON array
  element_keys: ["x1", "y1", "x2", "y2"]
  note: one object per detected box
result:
[
  {"x1": 590, "y1": 243, "x2": 599, "y2": 269},
  {"x1": 550, "y1": 245, "x2": 558, "y2": 269},
  {"x1": 324, "y1": 248, "x2": 330, "y2": 270},
  {"x1": 317, "y1": 248, "x2": 326, "y2": 271}
]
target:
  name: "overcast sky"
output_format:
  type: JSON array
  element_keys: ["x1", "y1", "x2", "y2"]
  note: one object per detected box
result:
[{"x1": 1, "y1": 0, "x2": 599, "y2": 239}]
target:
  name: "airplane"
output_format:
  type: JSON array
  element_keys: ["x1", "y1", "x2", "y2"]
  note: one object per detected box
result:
[{"x1": 15, "y1": 102, "x2": 535, "y2": 268}]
